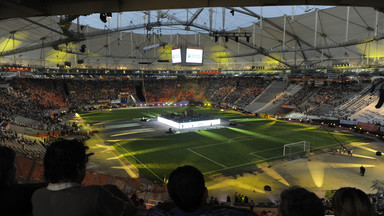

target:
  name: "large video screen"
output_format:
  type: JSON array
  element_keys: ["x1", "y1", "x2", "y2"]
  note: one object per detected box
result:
[
  {"x1": 186, "y1": 48, "x2": 203, "y2": 64},
  {"x1": 171, "y1": 48, "x2": 182, "y2": 64}
]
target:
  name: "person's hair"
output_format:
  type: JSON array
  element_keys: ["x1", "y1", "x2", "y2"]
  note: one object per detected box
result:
[
  {"x1": 0, "y1": 146, "x2": 16, "y2": 187},
  {"x1": 332, "y1": 187, "x2": 374, "y2": 216},
  {"x1": 44, "y1": 139, "x2": 88, "y2": 183},
  {"x1": 167, "y1": 165, "x2": 206, "y2": 212},
  {"x1": 280, "y1": 186, "x2": 324, "y2": 216}
]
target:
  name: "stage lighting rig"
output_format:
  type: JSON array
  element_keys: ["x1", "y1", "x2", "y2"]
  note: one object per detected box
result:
[{"x1": 209, "y1": 31, "x2": 252, "y2": 43}]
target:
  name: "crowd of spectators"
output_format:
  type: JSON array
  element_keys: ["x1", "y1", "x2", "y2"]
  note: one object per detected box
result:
[
  {"x1": 5, "y1": 77, "x2": 372, "y2": 123},
  {"x1": 0, "y1": 76, "x2": 274, "y2": 126},
  {"x1": 303, "y1": 82, "x2": 364, "y2": 116},
  {"x1": 0, "y1": 87, "x2": 48, "y2": 127},
  {"x1": 0, "y1": 128, "x2": 45, "y2": 160},
  {"x1": 142, "y1": 76, "x2": 270, "y2": 109},
  {"x1": 66, "y1": 80, "x2": 125, "y2": 106},
  {"x1": 282, "y1": 85, "x2": 316, "y2": 109},
  {"x1": 0, "y1": 80, "x2": 66, "y2": 131},
  {"x1": 2, "y1": 76, "x2": 383, "y2": 136},
  {"x1": 219, "y1": 76, "x2": 270, "y2": 108}
]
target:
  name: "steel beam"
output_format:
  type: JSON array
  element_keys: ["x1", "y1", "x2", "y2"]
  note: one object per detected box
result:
[
  {"x1": 186, "y1": 9, "x2": 204, "y2": 27},
  {"x1": 234, "y1": 7, "x2": 332, "y2": 59}
]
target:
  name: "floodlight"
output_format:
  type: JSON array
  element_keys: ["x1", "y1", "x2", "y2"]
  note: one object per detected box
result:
[
  {"x1": 79, "y1": 44, "x2": 86, "y2": 53},
  {"x1": 100, "y1": 13, "x2": 107, "y2": 23}
]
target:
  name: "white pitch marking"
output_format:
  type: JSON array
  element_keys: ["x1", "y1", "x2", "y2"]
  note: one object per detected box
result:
[
  {"x1": 203, "y1": 152, "x2": 301, "y2": 175},
  {"x1": 187, "y1": 148, "x2": 227, "y2": 168},
  {"x1": 249, "y1": 153, "x2": 267, "y2": 160},
  {"x1": 115, "y1": 142, "x2": 164, "y2": 182}
]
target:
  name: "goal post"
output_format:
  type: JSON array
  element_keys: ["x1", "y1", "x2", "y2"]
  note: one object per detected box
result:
[{"x1": 283, "y1": 141, "x2": 311, "y2": 157}]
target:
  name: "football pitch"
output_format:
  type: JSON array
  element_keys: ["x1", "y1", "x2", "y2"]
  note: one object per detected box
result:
[{"x1": 81, "y1": 107, "x2": 370, "y2": 181}]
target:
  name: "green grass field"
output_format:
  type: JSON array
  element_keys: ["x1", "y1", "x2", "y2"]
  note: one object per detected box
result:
[{"x1": 81, "y1": 107, "x2": 371, "y2": 181}]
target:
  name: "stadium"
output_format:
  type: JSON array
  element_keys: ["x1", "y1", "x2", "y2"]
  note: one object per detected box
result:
[{"x1": 2, "y1": 0, "x2": 384, "y2": 215}]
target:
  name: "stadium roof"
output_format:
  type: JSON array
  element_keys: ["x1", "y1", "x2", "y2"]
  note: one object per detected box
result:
[
  {"x1": 0, "y1": 5, "x2": 383, "y2": 71},
  {"x1": 0, "y1": 0, "x2": 384, "y2": 20}
]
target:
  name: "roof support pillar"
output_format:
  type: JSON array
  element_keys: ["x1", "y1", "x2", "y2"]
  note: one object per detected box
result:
[
  {"x1": 346, "y1": 6, "x2": 350, "y2": 42},
  {"x1": 375, "y1": 10, "x2": 379, "y2": 37},
  {"x1": 222, "y1": 8, "x2": 225, "y2": 30},
  {"x1": 314, "y1": 8, "x2": 318, "y2": 47},
  {"x1": 252, "y1": 22, "x2": 256, "y2": 47},
  {"x1": 283, "y1": 14, "x2": 287, "y2": 49},
  {"x1": 209, "y1": 9, "x2": 213, "y2": 32}
]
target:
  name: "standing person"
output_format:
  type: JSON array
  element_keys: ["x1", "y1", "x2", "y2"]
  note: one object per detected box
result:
[
  {"x1": 0, "y1": 146, "x2": 45, "y2": 216},
  {"x1": 279, "y1": 186, "x2": 324, "y2": 216},
  {"x1": 360, "y1": 165, "x2": 366, "y2": 176},
  {"x1": 332, "y1": 187, "x2": 374, "y2": 216},
  {"x1": 32, "y1": 139, "x2": 136, "y2": 216}
]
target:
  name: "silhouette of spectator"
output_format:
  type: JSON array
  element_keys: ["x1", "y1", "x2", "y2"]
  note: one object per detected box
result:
[
  {"x1": 279, "y1": 186, "x2": 324, "y2": 216},
  {"x1": 332, "y1": 187, "x2": 374, "y2": 216},
  {"x1": 227, "y1": 195, "x2": 231, "y2": 203},
  {"x1": 167, "y1": 165, "x2": 208, "y2": 213},
  {"x1": 0, "y1": 146, "x2": 45, "y2": 216},
  {"x1": 148, "y1": 165, "x2": 255, "y2": 216},
  {"x1": 360, "y1": 165, "x2": 366, "y2": 176},
  {"x1": 138, "y1": 198, "x2": 147, "y2": 209},
  {"x1": 32, "y1": 139, "x2": 136, "y2": 216}
]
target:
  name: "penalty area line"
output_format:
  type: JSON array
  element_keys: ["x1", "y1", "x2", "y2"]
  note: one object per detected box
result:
[
  {"x1": 188, "y1": 136, "x2": 254, "y2": 150},
  {"x1": 203, "y1": 154, "x2": 286, "y2": 175},
  {"x1": 187, "y1": 148, "x2": 227, "y2": 168},
  {"x1": 114, "y1": 142, "x2": 164, "y2": 182},
  {"x1": 249, "y1": 152, "x2": 267, "y2": 160}
]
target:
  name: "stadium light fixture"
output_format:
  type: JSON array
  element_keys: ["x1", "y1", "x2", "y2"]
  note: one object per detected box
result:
[
  {"x1": 100, "y1": 13, "x2": 107, "y2": 23},
  {"x1": 79, "y1": 44, "x2": 86, "y2": 53}
]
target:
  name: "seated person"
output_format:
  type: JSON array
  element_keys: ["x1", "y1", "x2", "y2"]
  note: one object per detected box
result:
[
  {"x1": 0, "y1": 146, "x2": 45, "y2": 216},
  {"x1": 0, "y1": 146, "x2": 46, "y2": 216},
  {"x1": 279, "y1": 186, "x2": 324, "y2": 216},
  {"x1": 147, "y1": 165, "x2": 255, "y2": 216},
  {"x1": 32, "y1": 139, "x2": 136, "y2": 216},
  {"x1": 332, "y1": 187, "x2": 374, "y2": 216}
]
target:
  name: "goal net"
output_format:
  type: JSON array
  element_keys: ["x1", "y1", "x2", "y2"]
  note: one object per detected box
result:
[{"x1": 283, "y1": 141, "x2": 311, "y2": 157}]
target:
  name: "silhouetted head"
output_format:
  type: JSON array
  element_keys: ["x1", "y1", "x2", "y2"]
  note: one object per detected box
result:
[
  {"x1": 44, "y1": 139, "x2": 90, "y2": 183},
  {"x1": 333, "y1": 187, "x2": 374, "y2": 216},
  {"x1": 280, "y1": 186, "x2": 324, "y2": 216},
  {"x1": 167, "y1": 165, "x2": 207, "y2": 212},
  {"x1": 0, "y1": 146, "x2": 16, "y2": 187}
]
